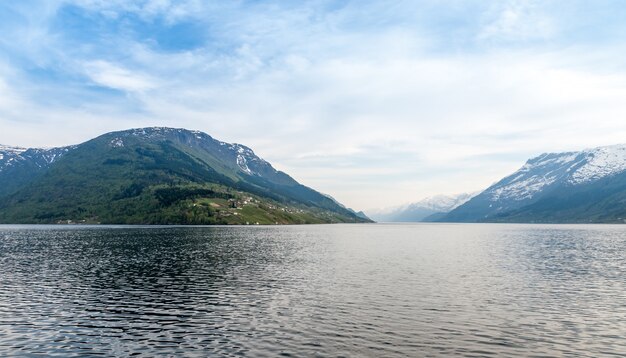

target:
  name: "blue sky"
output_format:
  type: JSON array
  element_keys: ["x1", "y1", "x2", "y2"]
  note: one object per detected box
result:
[{"x1": 2, "y1": 0, "x2": 626, "y2": 210}]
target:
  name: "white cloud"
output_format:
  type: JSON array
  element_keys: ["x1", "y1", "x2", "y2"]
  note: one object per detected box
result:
[
  {"x1": 2, "y1": 1, "x2": 626, "y2": 210},
  {"x1": 0, "y1": 79, "x2": 23, "y2": 117},
  {"x1": 176, "y1": 47, "x2": 626, "y2": 209},
  {"x1": 68, "y1": 0, "x2": 205, "y2": 23},
  {"x1": 478, "y1": 1, "x2": 555, "y2": 42},
  {"x1": 82, "y1": 61, "x2": 157, "y2": 92}
]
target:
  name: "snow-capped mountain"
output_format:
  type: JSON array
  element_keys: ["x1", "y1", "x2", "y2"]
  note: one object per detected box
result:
[
  {"x1": 104, "y1": 127, "x2": 293, "y2": 184},
  {"x1": 444, "y1": 144, "x2": 626, "y2": 223},
  {"x1": 410, "y1": 193, "x2": 476, "y2": 212},
  {"x1": 0, "y1": 145, "x2": 73, "y2": 172},
  {"x1": 0, "y1": 145, "x2": 74, "y2": 197},
  {"x1": 0, "y1": 145, "x2": 27, "y2": 158},
  {"x1": 0, "y1": 127, "x2": 370, "y2": 224},
  {"x1": 367, "y1": 192, "x2": 476, "y2": 222},
  {"x1": 0, "y1": 127, "x2": 296, "y2": 199},
  {"x1": 488, "y1": 144, "x2": 626, "y2": 202}
]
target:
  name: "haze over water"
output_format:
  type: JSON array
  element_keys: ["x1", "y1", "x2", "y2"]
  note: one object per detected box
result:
[{"x1": 0, "y1": 224, "x2": 624, "y2": 357}]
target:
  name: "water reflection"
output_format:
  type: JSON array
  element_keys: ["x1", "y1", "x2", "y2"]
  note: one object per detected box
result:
[{"x1": 0, "y1": 224, "x2": 624, "y2": 357}]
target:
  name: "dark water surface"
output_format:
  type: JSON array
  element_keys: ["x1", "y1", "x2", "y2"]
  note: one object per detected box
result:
[{"x1": 0, "y1": 224, "x2": 625, "y2": 357}]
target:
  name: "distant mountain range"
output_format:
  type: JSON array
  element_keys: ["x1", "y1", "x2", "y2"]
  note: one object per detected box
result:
[
  {"x1": 3, "y1": 132, "x2": 625, "y2": 224},
  {"x1": 369, "y1": 144, "x2": 626, "y2": 224},
  {"x1": 367, "y1": 193, "x2": 475, "y2": 222},
  {"x1": 443, "y1": 144, "x2": 626, "y2": 223},
  {"x1": 0, "y1": 127, "x2": 371, "y2": 225}
]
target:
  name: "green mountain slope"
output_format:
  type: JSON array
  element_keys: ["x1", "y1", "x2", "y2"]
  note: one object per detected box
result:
[{"x1": 0, "y1": 127, "x2": 370, "y2": 225}]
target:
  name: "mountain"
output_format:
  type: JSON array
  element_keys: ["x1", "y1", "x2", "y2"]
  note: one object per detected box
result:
[
  {"x1": 367, "y1": 193, "x2": 475, "y2": 222},
  {"x1": 443, "y1": 144, "x2": 626, "y2": 223},
  {"x1": 353, "y1": 211, "x2": 371, "y2": 220},
  {"x1": 0, "y1": 127, "x2": 370, "y2": 225},
  {"x1": 322, "y1": 193, "x2": 373, "y2": 221},
  {"x1": 0, "y1": 145, "x2": 74, "y2": 198}
]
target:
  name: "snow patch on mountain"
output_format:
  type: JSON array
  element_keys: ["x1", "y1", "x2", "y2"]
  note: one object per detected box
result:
[
  {"x1": 484, "y1": 144, "x2": 626, "y2": 203},
  {"x1": 367, "y1": 192, "x2": 477, "y2": 222},
  {"x1": 410, "y1": 193, "x2": 476, "y2": 212},
  {"x1": 490, "y1": 175, "x2": 558, "y2": 201},
  {"x1": 0, "y1": 146, "x2": 26, "y2": 172},
  {"x1": 227, "y1": 143, "x2": 275, "y2": 176},
  {"x1": 0, "y1": 145, "x2": 74, "y2": 173},
  {"x1": 236, "y1": 154, "x2": 252, "y2": 174},
  {"x1": 127, "y1": 127, "x2": 183, "y2": 138},
  {"x1": 110, "y1": 138, "x2": 124, "y2": 148},
  {"x1": 111, "y1": 128, "x2": 284, "y2": 179},
  {"x1": 0, "y1": 145, "x2": 27, "y2": 154},
  {"x1": 230, "y1": 144, "x2": 255, "y2": 175},
  {"x1": 570, "y1": 145, "x2": 626, "y2": 184}
]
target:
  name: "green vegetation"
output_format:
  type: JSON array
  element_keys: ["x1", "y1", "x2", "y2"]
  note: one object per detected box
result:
[
  {"x1": 0, "y1": 128, "x2": 369, "y2": 225},
  {"x1": 0, "y1": 181, "x2": 352, "y2": 225}
]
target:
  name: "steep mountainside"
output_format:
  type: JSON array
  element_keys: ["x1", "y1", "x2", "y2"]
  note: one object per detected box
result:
[
  {"x1": 0, "y1": 127, "x2": 369, "y2": 225},
  {"x1": 368, "y1": 193, "x2": 475, "y2": 222},
  {"x1": 0, "y1": 145, "x2": 73, "y2": 197},
  {"x1": 323, "y1": 193, "x2": 372, "y2": 221},
  {"x1": 443, "y1": 144, "x2": 626, "y2": 223}
]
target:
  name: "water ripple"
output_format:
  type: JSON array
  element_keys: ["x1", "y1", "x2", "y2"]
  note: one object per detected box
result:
[{"x1": 0, "y1": 224, "x2": 625, "y2": 356}]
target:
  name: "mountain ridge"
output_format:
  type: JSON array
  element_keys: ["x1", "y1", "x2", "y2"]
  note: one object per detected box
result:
[
  {"x1": 0, "y1": 127, "x2": 370, "y2": 225},
  {"x1": 442, "y1": 144, "x2": 626, "y2": 223},
  {"x1": 367, "y1": 193, "x2": 475, "y2": 222},
  {"x1": 0, "y1": 145, "x2": 75, "y2": 198}
]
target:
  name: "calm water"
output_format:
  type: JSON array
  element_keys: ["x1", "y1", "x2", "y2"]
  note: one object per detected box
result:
[{"x1": 0, "y1": 224, "x2": 625, "y2": 357}]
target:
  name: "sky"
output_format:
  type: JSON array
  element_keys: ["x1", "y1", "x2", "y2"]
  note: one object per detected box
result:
[{"x1": 2, "y1": 0, "x2": 626, "y2": 211}]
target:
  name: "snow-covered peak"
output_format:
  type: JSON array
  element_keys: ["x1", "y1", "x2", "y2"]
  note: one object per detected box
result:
[
  {"x1": 0, "y1": 145, "x2": 27, "y2": 167},
  {"x1": 486, "y1": 143, "x2": 626, "y2": 202},
  {"x1": 570, "y1": 144, "x2": 626, "y2": 184},
  {"x1": 124, "y1": 127, "x2": 186, "y2": 138},
  {"x1": 371, "y1": 192, "x2": 476, "y2": 216},
  {"x1": 0, "y1": 145, "x2": 74, "y2": 173},
  {"x1": 111, "y1": 128, "x2": 278, "y2": 177},
  {"x1": 0, "y1": 145, "x2": 27, "y2": 155},
  {"x1": 410, "y1": 193, "x2": 477, "y2": 212}
]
